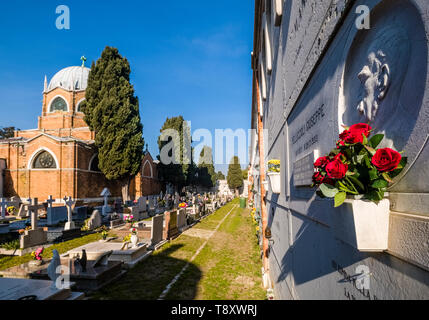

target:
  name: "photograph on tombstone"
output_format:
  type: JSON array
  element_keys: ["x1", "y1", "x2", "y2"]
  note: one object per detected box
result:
[{"x1": 0, "y1": 0, "x2": 427, "y2": 310}]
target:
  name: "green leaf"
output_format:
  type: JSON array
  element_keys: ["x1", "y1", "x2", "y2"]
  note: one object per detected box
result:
[
  {"x1": 334, "y1": 192, "x2": 347, "y2": 207},
  {"x1": 366, "y1": 190, "x2": 383, "y2": 201},
  {"x1": 369, "y1": 168, "x2": 379, "y2": 180},
  {"x1": 356, "y1": 154, "x2": 365, "y2": 164},
  {"x1": 364, "y1": 145, "x2": 376, "y2": 156},
  {"x1": 362, "y1": 134, "x2": 368, "y2": 145},
  {"x1": 369, "y1": 134, "x2": 384, "y2": 148},
  {"x1": 319, "y1": 183, "x2": 339, "y2": 198},
  {"x1": 364, "y1": 155, "x2": 372, "y2": 168},
  {"x1": 382, "y1": 172, "x2": 393, "y2": 183},
  {"x1": 371, "y1": 179, "x2": 389, "y2": 189},
  {"x1": 348, "y1": 175, "x2": 365, "y2": 191}
]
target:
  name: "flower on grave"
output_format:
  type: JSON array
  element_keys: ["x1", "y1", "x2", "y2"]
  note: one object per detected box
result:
[
  {"x1": 123, "y1": 234, "x2": 131, "y2": 243},
  {"x1": 6, "y1": 206, "x2": 16, "y2": 215},
  {"x1": 124, "y1": 214, "x2": 134, "y2": 224},
  {"x1": 130, "y1": 228, "x2": 138, "y2": 235},
  {"x1": 312, "y1": 123, "x2": 406, "y2": 207},
  {"x1": 371, "y1": 148, "x2": 402, "y2": 172},
  {"x1": 101, "y1": 227, "x2": 109, "y2": 240},
  {"x1": 31, "y1": 247, "x2": 44, "y2": 261},
  {"x1": 179, "y1": 202, "x2": 188, "y2": 208},
  {"x1": 268, "y1": 159, "x2": 280, "y2": 173}
]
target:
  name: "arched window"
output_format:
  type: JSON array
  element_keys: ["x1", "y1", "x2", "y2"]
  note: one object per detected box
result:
[
  {"x1": 76, "y1": 99, "x2": 86, "y2": 113},
  {"x1": 32, "y1": 151, "x2": 57, "y2": 169},
  {"x1": 50, "y1": 96, "x2": 68, "y2": 112},
  {"x1": 142, "y1": 160, "x2": 153, "y2": 178},
  {"x1": 89, "y1": 155, "x2": 101, "y2": 172}
]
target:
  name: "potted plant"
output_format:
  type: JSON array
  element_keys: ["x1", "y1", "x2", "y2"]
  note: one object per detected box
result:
[
  {"x1": 312, "y1": 123, "x2": 407, "y2": 252},
  {"x1": 30, "y1": 247, "x2": 44, "y2": 266},
  {"x1": 267, "y1": 159, "x2": 281, "y2": 194},
  {"x1": 130, "y1": 228, "x2": 139, "y2": 248},
  {"x1": 124, "y1": 214, "x2": 134, "y2": 228},
  {"x1": 100, "y1": 226, "x2": 109, "y2": 241}
]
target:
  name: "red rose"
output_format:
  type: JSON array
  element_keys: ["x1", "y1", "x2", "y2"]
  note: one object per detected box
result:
[
  {"x1": 344, "y1": 130, "x2": 365, "y2": 144},
  {"x1": 312, "y1": 172, "x2": 324, "y2": 184},
  {"x1": 350, "y1": 123, "x2": 371, "y2": 137},
  {"x1": 371, "y1": 148, "x2": 402, "y2": 172},
  {"x1": 339, "y1": 130, "x2": 349, "y2": 141},
  {"x1": 338, "y1": 124, "x2": 372, "y2": 144},
  {"x1": 326, "y1": 158, "x2": 348, "y2": 179},
  {"x1": 323, "y1": 177, "x2": 335, "y2": 186},
  {"x1": 314, "y1": 156, "x2": 330, "y2": 168}
]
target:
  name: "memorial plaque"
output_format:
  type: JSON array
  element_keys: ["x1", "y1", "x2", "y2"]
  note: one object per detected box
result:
[{"x1": 293, "y1": 150, "x2": 319, "y2": 187}]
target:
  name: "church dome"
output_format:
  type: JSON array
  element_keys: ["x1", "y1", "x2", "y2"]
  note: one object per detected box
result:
[{"x1": 47, "y1": 66, "x2": 90, "y2": 91}]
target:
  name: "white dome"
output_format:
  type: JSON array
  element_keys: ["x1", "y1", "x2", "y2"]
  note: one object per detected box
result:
[{"x1": 47, "y1": 66, "x2": 90, "y2": 91}]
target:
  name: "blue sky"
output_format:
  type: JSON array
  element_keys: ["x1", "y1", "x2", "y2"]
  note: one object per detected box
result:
[{"x1": 0, "y1": 0, "x2": 254, "y2": 174}]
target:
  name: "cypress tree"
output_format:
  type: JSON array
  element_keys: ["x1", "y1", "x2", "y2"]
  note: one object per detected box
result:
[
  {"x1": 198, "y1": 146, "x2": 216, "y2": 188},
  {"x1": 227, "y1": 156, "x2": 243, "y2": 196},
  {"x1": 82, "y1": 46, "x2": 144, "y2": 200},
  {"x1": 157, "y1": 116, "x2": 191, "y2": 191}
]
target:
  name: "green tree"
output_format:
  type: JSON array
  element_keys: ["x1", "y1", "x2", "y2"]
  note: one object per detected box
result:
[
  {"x1": 82, "y1": 46, "x2": 144, "y2": 200},
  {"x1": 198, "y1": 146, "x2": 216, "y2": 188},
  {"x1": 242, "y1": 169, "x2": 248, "y2": 180},
  {"x1": 157, "y1": 116, "x2": 191, "y2": 191},
  {"x1": 0, "y1": 127, "x2": 18, "y2": 139},
  {"x1": 227, "y1": 156, "x2": 243, "y2": 196},
  {"x1": 215, "y1": 171, "x2": 225, "y2": 181}
]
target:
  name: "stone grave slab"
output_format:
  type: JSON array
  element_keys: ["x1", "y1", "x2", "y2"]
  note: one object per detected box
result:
[
  {"x1": 64, "y1": 241, "x2": 151, "y2": 269},
  {"x1": 30, "y1": 256, "x2": 124, "y2": 293},
  {"x1": 0, "y1": 277, "x2": 83, "y2": 300}
]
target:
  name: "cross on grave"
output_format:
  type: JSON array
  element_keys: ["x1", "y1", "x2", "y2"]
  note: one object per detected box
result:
[
  {"x1": 46, "y1": 195, "x2": 55, "y2": 210},
  {"x1": 100, "y1": 188, "x2": 112, "y2": 216},
  {"x1": 0, "y1": 198, "x2": 8, "y2": 220},
  {"x1": 27, "y1": 198, "x2": 44, "y2": 230},
  {"x1": 63, "y1": 196, "x2": 76, "y2": 230}
]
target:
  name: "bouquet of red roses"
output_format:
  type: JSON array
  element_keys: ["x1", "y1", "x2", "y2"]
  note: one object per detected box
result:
[{"x1": 312, "y1": 123, "x2": 407, "y2": 207}]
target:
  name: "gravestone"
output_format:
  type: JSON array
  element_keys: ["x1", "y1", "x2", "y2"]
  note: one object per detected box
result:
[
  {"x1": 20, "y1": 199, "x2": 47, "y2": 249},
  {"x1": 100, "y1": 188, "x2": 112, "y2": 216},
  {"x1": 46, "y1": 196, "x2": 67, "y2": 226},
  {"x1": 0, "y1": 198, "x2": 7, "y2": 220},
  {"x1": 63, "y1": 197, "x2": 77, "y2": 231},
  {"x1": 86, "y1": 210, "x2": 102, "y2": 230},
  {"x1": 137, "y1": 196, "x2": 147, "y2": 213},
  {"x1": 73, "y1": 206, "x2": 88, "y2": 221},
  {"x1": 163, "y1": 210, "x2": 179, "y2": 240},
  {"x1": 177, "y1": 209, "x2": 187, "y2": 231},
  {"x1": 151, "y1": 214, "x2": 164, "y2": 246},
  {"x1": 148, "y1": 196, "x2": 155, "y2": 211}
]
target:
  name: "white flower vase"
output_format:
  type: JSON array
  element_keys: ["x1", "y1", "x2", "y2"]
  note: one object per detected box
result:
[
  {"x1": 130, "y1": 234, "x2": 139, "y2": 248},
  {"x1": 267, "y1": 172, "x2": 281, "y2": 194},
  {"x1": 333, "y1": 198, "x2": 390, "y2": 252}
]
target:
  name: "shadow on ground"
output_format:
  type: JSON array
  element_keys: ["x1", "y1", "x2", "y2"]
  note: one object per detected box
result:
[{"x1": 88, "y1": 243, "x2": 202, "y2": 300}]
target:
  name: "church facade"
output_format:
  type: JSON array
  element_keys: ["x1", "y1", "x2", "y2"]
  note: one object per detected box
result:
[{"x1": 0, "y1": 64, "x2": 161, "y2": 202}]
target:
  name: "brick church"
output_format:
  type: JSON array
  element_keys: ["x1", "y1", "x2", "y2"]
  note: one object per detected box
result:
[{"x1": 0, "y1": 63, "x2": 161, "y2": 201}]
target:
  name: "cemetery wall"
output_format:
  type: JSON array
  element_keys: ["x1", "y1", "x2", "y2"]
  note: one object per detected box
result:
[
  {"x1": 0, "y1": 158, "x2": 5, "y2": 197},
  {"x1": 252, "y1": 0, "x2": 429, "y2": 300}
]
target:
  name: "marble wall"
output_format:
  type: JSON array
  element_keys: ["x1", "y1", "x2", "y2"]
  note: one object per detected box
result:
[{"x1": 253, "y1": 0, "x2": 429, "y2": 299}]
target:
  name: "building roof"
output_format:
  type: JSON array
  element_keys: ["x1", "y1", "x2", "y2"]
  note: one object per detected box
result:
[{"x1": 47, "y1": 66, "x2": 91, "y2": 92}]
